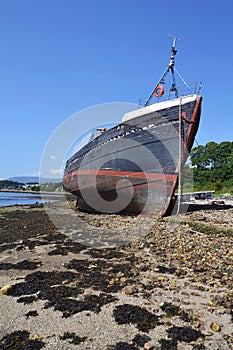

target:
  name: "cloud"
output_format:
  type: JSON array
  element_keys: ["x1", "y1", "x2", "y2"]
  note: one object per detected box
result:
[
  {"x1": 49, "y1": 168, "x2": 62, "y2": 175},
  {"x1": 50, "y1": 155, "x2": 56, "y2": 160}
]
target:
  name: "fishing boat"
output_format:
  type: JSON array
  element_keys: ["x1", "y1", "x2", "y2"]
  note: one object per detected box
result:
[{"x1": 63, "y1": 36, "x2": 202, "y2": 215}]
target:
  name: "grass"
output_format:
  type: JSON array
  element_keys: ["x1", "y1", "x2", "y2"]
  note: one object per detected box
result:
[{"x1": 185, "y1": 220, "x2": 233, "y2": 237}]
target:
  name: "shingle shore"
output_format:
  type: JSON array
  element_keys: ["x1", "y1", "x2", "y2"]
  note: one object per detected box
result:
[{"x1": 0, "y1": 200, "x2": 232, "y2": 349}]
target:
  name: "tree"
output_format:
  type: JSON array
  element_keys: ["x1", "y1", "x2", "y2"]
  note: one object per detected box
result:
[
  {"x1": 31, "y1": 185, "x2": 40, "y2": 191},
  {"x1": 189, "y1": 141, "x2": 233, "y2": 192},
  {"x1": 189, "y1": 144, "x2": 208, "y2": 168},
  {"x1": 0, "y1": 180, "x2": 24, "y2": 190}
]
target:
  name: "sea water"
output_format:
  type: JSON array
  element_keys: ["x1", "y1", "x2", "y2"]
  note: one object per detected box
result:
[{"x1": 0, "y1": 191, "x2": 58, "y2": 207}]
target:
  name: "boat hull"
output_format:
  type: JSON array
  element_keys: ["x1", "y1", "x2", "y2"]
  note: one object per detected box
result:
[{"x1": 63, "y1": 96, "x2": 202, "y2": 215}]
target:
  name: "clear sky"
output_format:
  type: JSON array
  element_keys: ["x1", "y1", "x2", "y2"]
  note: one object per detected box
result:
[{"x1": 0, "y1": 0, "x2": 232, "y2": 179}]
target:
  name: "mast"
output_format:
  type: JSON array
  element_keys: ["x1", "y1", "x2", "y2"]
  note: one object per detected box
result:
[{"x1": 145, "y1": 34, "x2": 181, "y2": 106}]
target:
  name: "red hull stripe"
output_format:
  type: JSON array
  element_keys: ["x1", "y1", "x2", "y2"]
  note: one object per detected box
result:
[
  {"x1": 65, "y1": 183, "x2": 175, "y2": 195},
  {"x1": 64, "y1": 169, "x2": 177, "y2": 182}
]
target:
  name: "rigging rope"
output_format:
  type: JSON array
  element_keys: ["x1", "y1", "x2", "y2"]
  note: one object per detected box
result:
[{"x1": 176, "y1": 97, "x2": 184, "y2": 214}]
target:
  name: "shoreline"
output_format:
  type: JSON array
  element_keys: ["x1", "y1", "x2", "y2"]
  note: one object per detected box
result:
[
  {"x1": 0, "y1": 200, "x2": 232, "y2": 349},
  {"x1": 0, "y1": 188, "x2": 69, "y2": 195},
  {"x1": 0, "y1": 191, "x2": 75, "y2": 209}
]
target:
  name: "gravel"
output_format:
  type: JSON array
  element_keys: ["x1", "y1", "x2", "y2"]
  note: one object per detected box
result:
[{"x1": 0, "y1": 199, "x2": 232, "y2": 349}]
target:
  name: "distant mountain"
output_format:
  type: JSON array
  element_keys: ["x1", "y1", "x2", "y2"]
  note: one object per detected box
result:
[{"x1": 7, "y1": 176, "x2": 62, "y2": 184}]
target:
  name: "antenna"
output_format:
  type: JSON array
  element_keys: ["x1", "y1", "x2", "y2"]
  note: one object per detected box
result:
[
  {"x1": 144, "y1": 35, "x2": 182, "y2": 106},
  {"x1": 168, "y1": 34, "x2": 181, "y2": 48}
]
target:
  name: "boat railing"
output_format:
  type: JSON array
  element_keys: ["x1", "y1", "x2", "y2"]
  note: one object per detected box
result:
[{"x1": 140, "y1": 81, "x2": 202, "y2": 107}]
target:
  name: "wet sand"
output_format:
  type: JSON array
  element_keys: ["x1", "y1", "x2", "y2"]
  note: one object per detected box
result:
[{"x1": 0, "y1": 199, "x2": 232, "y2": 349}]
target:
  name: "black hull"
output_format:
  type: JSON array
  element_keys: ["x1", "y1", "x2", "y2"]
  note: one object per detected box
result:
[{"x1": 64, "y1": 96, "x2": 202, "y2": 215}]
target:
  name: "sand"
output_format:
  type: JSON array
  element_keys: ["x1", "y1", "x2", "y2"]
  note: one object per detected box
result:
[{"x1": 0, "y1": 199, "x2": 232, "y2": 349}]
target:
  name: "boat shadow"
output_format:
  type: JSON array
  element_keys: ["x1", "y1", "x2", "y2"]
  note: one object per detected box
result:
[{"x1": 182, "y1": 202, "x2": 233, "y2": 213}]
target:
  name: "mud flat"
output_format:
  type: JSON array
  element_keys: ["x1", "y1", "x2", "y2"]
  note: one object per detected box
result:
[{"x1": 0, "y1": 199, "x2": 232, "y2": 349}]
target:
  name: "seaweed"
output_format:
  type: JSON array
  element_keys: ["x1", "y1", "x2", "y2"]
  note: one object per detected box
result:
[
  {"x1": 167, "y1": 326, "x2": 203, "y2": 343},
  {"x1": 159, "y1": 338, "x2": 178, "y2": 350},
  {"x1": 48, "y1": 241, "x2": 86, "y2": 255},
  {"x1": 49, "y1": 293, "x2": 117, "y2": 317},
  {"x1": 87, "y1": 248, "x2": 124, "y2": 259},
  {"x1": 161, "y1": 302, "x2": 181, "y2": 317},
  {"x1": 59, "y1": 332, "x2": 87, "y2": 344},
  {"x1": 0, "y1": 260, "x2": 40, "y2": 270},
  {"x1": 17, "y1": 295, "x2": 38, "y2": 304},
  {"x1": 132, "y1": 333, "x2": 151, "y2": 346},
  {"x1": 157, "y1": 265, "x2": 176, "y2": 274},
  {"x1": 65, "y1": 258, "x2": 135, "y2": 293},
  {"x1": 0, "y1": 211, "x2": 57, "y2": 245},
  {"x1": 113, "y1": 304, "x2": 160, "y2": 332},
  {"x1": 0, "y1": 330, "x2": 45, "y2": 350},
  {"x1": 0, "y1": 243, "x2": 18, "y2": 254},
  {"x1": 10, "y1": 270, "x2": 79, "y2": 297},
  {"x1": 107, "y1": 342, "x2": 138, "y2": 350},
  {"x1": 25, "y1": 310, "x2": 39, "y2": 318}
]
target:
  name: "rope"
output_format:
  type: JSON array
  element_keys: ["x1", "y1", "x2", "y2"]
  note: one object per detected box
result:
[
  {"x1": 177, "y1": 97, "x2": 184, "y2": 214},
  {"x1": 174, "y1": 68, "x2": 193, "y2": 94}
]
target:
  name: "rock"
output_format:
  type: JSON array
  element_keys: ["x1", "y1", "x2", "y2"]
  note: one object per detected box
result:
[
  {"x1": 172, "y1": 297, "x2": 180, "y2": 302},
  {"x1": 0, "y1": 284, "x2": 12, "y2": 295},
  {"x1": 210, "y1": 321, "x2": 221, "y2": 332},
  {"x1": 157, "y1": 275, "x2": 169, "y2": 281},
  {"x1": 208, "y1": 300, "x2": 216, "y2": 307},
  {"x1": 116, "y1": 271, "x2": 124, "y2": 278},
  {"x1": 216, "y1": 281, "x2": 223, "y2": 287},
  {"x1": 144, "y1": 341, "x2": 155, "y2": 349},
  {"x1": 177, "y1": 345, "x2": 188, "y2": 350},
  {"x1": 124, "y1": 286, "x2": 137, "y2": 295},
  {"x1": 62, "y1": 280, "x2": 70, "y2": 284},
  {"x1": 193, "y1": 320, "x2": 203, "y2": 329},
  {"x1": 225, "y1": 258, "x2": 232, "y2": 265},
  {"x1": 29, "y1": 333, "x2": 45, "y2": 340},
  {"x1": 108, "y1": 278, "x2": 116, "y2": 285},
  {"x1": 120, "y1": 277, "x2": 128, "y2": 285}
]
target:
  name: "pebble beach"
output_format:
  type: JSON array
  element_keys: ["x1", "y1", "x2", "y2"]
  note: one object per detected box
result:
[{"x1": 0, "y1": 198, "x2": 232, "y2": 350}]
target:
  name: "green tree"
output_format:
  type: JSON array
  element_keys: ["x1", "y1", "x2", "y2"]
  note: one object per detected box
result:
[
  {"x1": 31, "y1": 185, "x2": 40, "y2": 191},
  {"x1": 189, "y1": 144, "x2": 208, "y2": 168},
  {"x1": 0, "y1": 180, "x2": 24, "y2": 189},
  {"x1": 190, "y1": 141, "x2": 233, "y2": 192}
]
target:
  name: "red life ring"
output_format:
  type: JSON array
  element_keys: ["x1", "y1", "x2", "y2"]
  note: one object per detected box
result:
[{"x1": 155, "y1": 85, "x2": 164, "y2": 98}]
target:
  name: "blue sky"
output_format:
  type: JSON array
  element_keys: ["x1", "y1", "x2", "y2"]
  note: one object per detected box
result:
[{"x1": 0, "y1": 0, "x2": 232, "y2": 179}]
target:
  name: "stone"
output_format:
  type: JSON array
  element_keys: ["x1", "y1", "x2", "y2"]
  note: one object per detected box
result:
[
  {"x1": 210, "y1": 321, "x2": 221, "y2": 332},
  {"x1": 172, "y1": 297, "x2": 180, "y2": 302},
  {"x1": 108, "y1": 278, "x2": 116, "y2": 285},
  {"x1": 120, "y1": 277, "x2": 128, "y2": 285},
  {"x1": 208, "y1": 300, "x2": 216, "y2": 307},
  {"x1": 225, "y1": 258, "x2": 232, "y2": 265},
  {"x1": 116, "y1": 271, "x2": 124, "y2": 278},
  {"x1": 193, "y1": 320, "x2": 203, "y2": 329},
  {"x1": 144, "y1": 341, "x2": 155, "y2": 349},
  {"x1": 0, "y1": 284, "x2": 12, "y2": 295},
  {"x1": 124, "y1": 286, "x2": 137, "y2": 295},
  {"x1": 62, "y1": 280, "x2": 70, "y2": 284},
  {"x1": 157, "y1": 275, "x2": 169, "y2": 281},
  {"x1": 29, "y1": 333, "x2": 45, "y2": 340}
]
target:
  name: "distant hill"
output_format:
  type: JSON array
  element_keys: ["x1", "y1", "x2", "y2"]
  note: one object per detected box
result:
[{"x1": 7, "y1": 176, "x2": 62, "y2": 184}]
